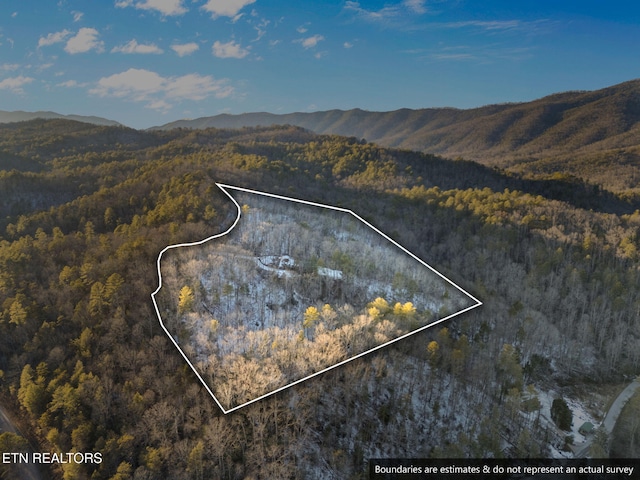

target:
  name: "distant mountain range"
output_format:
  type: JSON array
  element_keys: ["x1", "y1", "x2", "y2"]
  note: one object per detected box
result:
[
  {"x1": 5, "y1": 79, "x2": 640, "y2": 194},
  {"x1": 0, "y1": 110, "x2": 121, "y2": 127},
  {"x1": 153, "y1": 79, "x2": 640, "y2": 194}
]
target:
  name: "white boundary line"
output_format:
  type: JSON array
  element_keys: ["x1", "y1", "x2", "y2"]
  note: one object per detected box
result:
[{"x1": 151, "y1": 183, "x2": 482, "y2": 414}]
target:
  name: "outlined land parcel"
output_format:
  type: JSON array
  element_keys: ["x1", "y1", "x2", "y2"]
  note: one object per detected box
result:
[{"x1": 152, "y1": 184, "x2": 482, "y2": 412}]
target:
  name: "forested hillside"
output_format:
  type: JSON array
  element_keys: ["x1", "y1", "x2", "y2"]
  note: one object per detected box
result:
[
  {"x1": 1, "y1": 119, "x2": 639, "y2": 478},
  {"x1": 156, "y1": 79, "x2": 640, "y2": 200}
]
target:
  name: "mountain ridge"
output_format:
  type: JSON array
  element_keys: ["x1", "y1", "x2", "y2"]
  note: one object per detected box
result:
[
  {"x1": 0, "y1": 109, "x2": 121, "y2": 127},
  {"x1": 5, "y1": 80, "x2": 640, "y2": 195},
  {"x1": 152, "y1": 79, "x2": 640, "y2": 170}
]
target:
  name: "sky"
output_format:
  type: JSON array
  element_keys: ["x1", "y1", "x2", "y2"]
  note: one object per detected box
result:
[{"x1": 1, "y1": 0, "x2": 640, "y2": 129}]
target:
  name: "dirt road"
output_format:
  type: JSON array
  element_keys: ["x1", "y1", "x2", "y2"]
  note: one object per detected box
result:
[
  {"x1": 573, "y1": 379, "x2": 640, "y2": 458},
  {"x1": 0, "y1": 402, "x2": 45, "y2": 480}
]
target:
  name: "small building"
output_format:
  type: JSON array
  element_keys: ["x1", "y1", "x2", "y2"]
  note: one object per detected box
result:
[{"x1": 579, "y1": 422, "x2": 595, "y2": 436}]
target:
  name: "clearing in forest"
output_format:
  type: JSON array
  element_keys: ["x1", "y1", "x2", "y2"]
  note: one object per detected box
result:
[{"x1": 152, "y1": 184, "x2": 481, "y2": 412}]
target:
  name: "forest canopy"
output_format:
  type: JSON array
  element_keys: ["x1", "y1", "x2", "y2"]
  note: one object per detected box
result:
[{"x1": 1, "y1": 119, "x2": 639, "y2": 478}]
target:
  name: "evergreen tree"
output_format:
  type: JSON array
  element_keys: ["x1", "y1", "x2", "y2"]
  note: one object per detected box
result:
[{"x1": 551, "y1": 398, "x2": 572, "y2": 431}]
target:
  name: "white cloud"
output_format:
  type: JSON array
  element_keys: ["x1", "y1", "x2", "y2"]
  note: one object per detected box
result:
[
  {"x1": 0, "y1": 76, "x2": 34, "y2": 94},
  {"x1": 297, "y1": 34, "x2": 324, "y2": 49},
  {"x1": 91, "y1": 69, "x2": 166, "y2": 99},
  {"x1": 11, "y1": 12, "x2": 18, "y2": 18},
  {"x1": 38, "y1": 30, "x2": 72, "y2": 48},
  {"x1": 343, "y1": 41, "x2": 354, "y2": 48},
  {"x1": 425, "y1": 44, "x2": 534, "y2": 63},
  {"x1": 0, "y1": 63, "x2": 20, "y2": 71},
  {"x1": 164, "y1": 73, "x2": 233, "y2": 99},
  {"x1": 171, "y1": 42, "x2": 199, "y2": 56},
  {"x1": 344, "y1": 0, "x2": 427, "y2": 24},
  {"x1": 430, "y1": 52, "x2": 475, "y2": 61},
  {"x1": 147, "y1": 99, "x2": 172, "y2": 112},
  {"x1": 252, "y1": 18, "x2": 270, "y2": 42},
  {"x1": 212, "y1": 40, "x2": 249, "y2": 59},
  {"x1": 57, "y1": 79, "x2": 89, "y2": 88},
  {"x1": 115, "y1": 0, "x2": 187, "y2": 16},
  {"x1": 111, "y1": 39, "x2": 164, "y2": 54},
  {"x1": 428, "y1": 19, "x2": 553, "y2": 36},
  {"x1": 57, "y1": 80, "x2": 79, "y2": 87},
  {"x1": 90, "y1": 68, "x2": 233, "y2": 111},
  {"x1": 404, "y1": 0, "x2": 426, "y2": 14},
  {"x1": 439, "y1": 20, "x2": 522, "y2": 31},
  {"x1": 65, "y1": 28, "x2": 104, "y2": 54},
  {"x1": 344, "y1": 1, "x2": 402, "y2": 21},
  {"x1": 297, "y1": 26, "x2": 308, "y2": 34},
  {"x1": 202, "y1": 0, "x2": 256, "y2": 18},
  {"x1": 72, "y1": 11, "x2": 84, "y2": 22},
  {"x1": 230, "y1": 13, "x2": 245, "y2": 23}
]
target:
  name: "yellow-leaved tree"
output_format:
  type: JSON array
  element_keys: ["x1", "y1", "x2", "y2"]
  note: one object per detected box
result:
[{"x1": 178, "y1": 285, "x2": 195, "y2": 314}]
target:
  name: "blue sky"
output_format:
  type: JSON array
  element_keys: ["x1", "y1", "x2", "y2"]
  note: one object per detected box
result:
[{"x1": 1, "y1": 0, "x2": 639, "y2": 128}]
